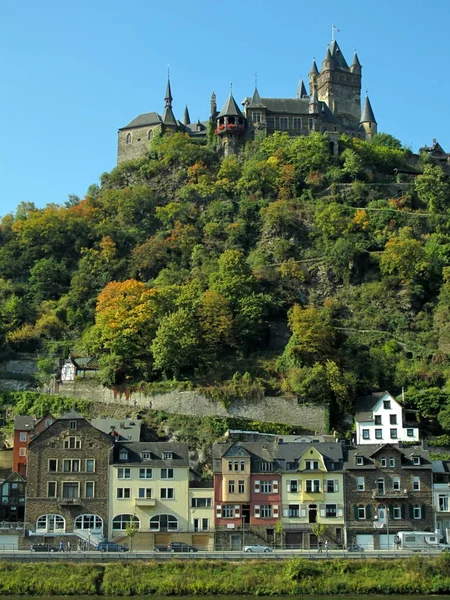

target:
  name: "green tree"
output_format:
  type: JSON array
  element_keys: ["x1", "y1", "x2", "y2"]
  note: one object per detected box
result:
[
  {"x1": 415, "y1": 164, "x2": 450, "y2": 213},
  {"x1": 380, "y1": 228, "x2": 428, "y2": 284}
]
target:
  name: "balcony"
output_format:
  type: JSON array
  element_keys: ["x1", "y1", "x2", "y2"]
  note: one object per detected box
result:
[
  {"x1": 371, "y1": 489, "x2": 409, "y2": 499},
  {"x1": 58, "y1": 497, "x2": 82, "y2": 506},
  {"x1": 215, "y1": 124, "x2": 245, "y2": 136},
  {"x1": 135, "y1": 497, "x2": 156, "y2": 507}
]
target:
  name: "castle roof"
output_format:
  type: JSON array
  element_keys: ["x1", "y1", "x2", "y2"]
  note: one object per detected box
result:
[
  {"x1": 218, "y1": 92, "x2": 244, "y2": 118},
  {"x1": 329, "y1": 39, "x2": 349, "y2": 69},
  {"x1": 351, "y1": 51, "x2": 361, "y2": 68},
  {"x1": 360, "y1": 95, "x2": 377, "y2": 124},
  {"x1": 256, "y1": 97, "x2": 336, "y2": 122},
  {"x1": 296, "y1": 80, "x2": 308, "y2": 99},
  {"x1": 310, "y1": 59, "x2": 319, "y2": 75},
  {"x1": 120, "y1": 112, "x2": 162, "y2": 130},
  {"x1": 183, "y1": 105, "x2": 191, "y2": 125},
  {"x1": 162, "y1": 106, "x2": 178, "y2": 126},
  {"x1": 249, "y1": 86, "x2": 266, "y2": 108}
]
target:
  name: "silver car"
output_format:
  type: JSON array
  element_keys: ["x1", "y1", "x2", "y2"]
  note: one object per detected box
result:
[{"x1": 243, "y1": 544, "x2": 272, "y2": 552}]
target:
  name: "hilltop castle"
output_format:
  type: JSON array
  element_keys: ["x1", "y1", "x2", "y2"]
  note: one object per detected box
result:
[{"x1": 117, "y1": 39, "x2": 377, "y2": 164}]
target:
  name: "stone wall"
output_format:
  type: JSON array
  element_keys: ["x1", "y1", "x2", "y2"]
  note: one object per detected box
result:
[{"x1": 55, "y1": 381, "x2": 328, "y2": 433}]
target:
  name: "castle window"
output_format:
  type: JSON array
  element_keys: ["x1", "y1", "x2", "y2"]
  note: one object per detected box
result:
[
  {"x1": 252, "y1": 112, "x2": 261, "y2": 123},
  {"x1": 126, "y1": 133, "x2": 132, "y2": 144},
  {"x1": 279, "y1": 117, "x2": 288, "y2": 130},
  {"x1": 148, "y1": 130, "x2": 153, "y2": 140},
  {"x1": 293, "y1": 117, "x2": 302, "y2": 129},
  {"x1": 266, "y1": 117, "x2": 274, "y2": 129},
  {"x1": 308, "y1": 118, "x2": 314, "y2": 130}
]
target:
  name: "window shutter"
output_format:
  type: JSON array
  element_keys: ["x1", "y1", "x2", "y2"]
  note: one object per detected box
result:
[
  {"x1": 301, "y1": 507, "x2": 306, "y2": 518},
  {"x1": 366, "y1": 505, "x2": 372, "y2": 520},
  {"x1": 234, "y1": 505, "x2": 240, "y2": 518},
  {"x1": 409, "y1": 504, "x2": 414, "y2": 519},
  {"x1": 323, "y1": 479, "x2": 328, "y2": 490},
  {"x1": 254, "y1": 505, "x2": 260, "y2": 518},
  {"x1": 338, "y1": 507, "x2": 343, "y2": 517},
  {"x1": 273, "y1": 505, "x2": 279, "y2": 518},
  {"x1": 283, "y1": 507, "x2": 288, "y2": 517},
  {"x1": 421, "y1": 505, "x2": 426, "y2": 519},
  {"x1": 401, "y1": 504, "x2": 406, "y2": 519},
  {"x1": 286, "y1": 481, "x2": 291, "y2": 493},
  {"x1": 320, "y1": 508, "x2": 325, "y2": 517},
  {"x1": 334, "y1": 480, "x2": 339, "y2": 492},
  {"x1": 388, "y1": 504, "x2": 394, "y2": 517},
  {"x1": 298, "y1": 480, "x2": 302, "y2": 491},
  {"x1": 354, "y1": 505, "x2": 359, "y2": 520},
  {"x1": 216, "y1": 505, "x2": 222, "y2": 518},
  {"x1": 255, "y1": 480, "x2": 260, "y2": 493},
  {"x1": 273, "y1": 480, "x2": 279, "y2": 493}
]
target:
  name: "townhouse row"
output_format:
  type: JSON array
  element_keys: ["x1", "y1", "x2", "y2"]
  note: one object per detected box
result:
[{"x1": 2, "y1": 409, "x2": 448, "y2": 551}]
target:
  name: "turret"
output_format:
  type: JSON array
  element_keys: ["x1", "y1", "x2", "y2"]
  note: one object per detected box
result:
[
  {"x1": 216, "y1": 88, "x2": 246, "y2": 156},
  {"x1": 161, "y1": 77, "x2": 177, "y2": 127},
  {"x1": 309, "y1": 59, "x2": 319, "y2": 95},
  {"x1": 360, "y1": 95, "x2": 377, "y2": 139},
  {"x1": 182, "y1": 105, "x2": 191, "y2": 126},
  {"x1": 329, "y1": 40, "x2": 349, "y2": 70},
  {"x1": 308, "y1": 90, "x2": 319, "y2": 115},
  {"x1": 296, "y1": 80, "x2": 308, "y2": 99},
  {"x1": 350, "y1": 51, "x2": 362, "y2": 75},
  {"x1": 210, "y1": 91, "x2": 217, "y2": 120},
  {"x1": 321, "y1": 46, "x2": 334, "y2": 72}
]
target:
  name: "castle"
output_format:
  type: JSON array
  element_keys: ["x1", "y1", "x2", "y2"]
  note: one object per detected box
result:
[{"x1": 117, "y1": 39, "x2": 377, "y2": 164}]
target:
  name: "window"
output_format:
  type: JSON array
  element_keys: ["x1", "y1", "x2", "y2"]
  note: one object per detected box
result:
[
  {"x1": 74, "y1": 514, "x2": 102, "y2": 530},
  {"x1": 19, "y1": 432, "x2": 27, "y2": 442},
  {"x1": 138, "y1": 488, "x2": 152, "y2": 499},
  {"x1": 240, "y1": 461, "x2": 245, "y2": 471},
  {"x1": 357, "y1": 505, "x2": 366, "y2": 519},
  {"x1": 47, "y1": 482, "x2": 57, "y2": 498},
  {"x1": 252, "y1": 112, "x2": 261, "y2": 123},
  {"x1": 191, "y1": 497, "x2": 212, "y2": 507},
  {"x1": 413, "y1": 506, "x2": 422, "y2": 519},
  {"x1": 305, "y1": 460, "x2": 319, "y2": 470},
  {"x1": 126, "y1": 133, "x2": 132, "y2": 145},
  {"x1": 45, "y1": 419, "x2": 53, "y2": 427},
  {"x1": 439, "y1": 495, "x2": 449, "y2": 511},
  {"x1": 293, "y1": 117, "x2": 302, "y2": 129},
  {"x1": 393, "y1": 506, "x2": 401, "y2": 519},
  {"x1": 413, "y1": 456, "x2": 421, "y2": 465},
  {"x1": 48, "y1": 459, "x2": 58, "y2": 472},
  {"x1": 201, "y1": 518, "x2": 209, "y2": 531},
  {"x1": 118, "y1": 468, "x2": 131, "y2": 479},
  {"x1": 161, "y1": 468, "x2": 174, "y2": 479},
  {"x1": 390, "y1": 414, "x2": 397, "y2": 425},
  {"x1": 392, "y1": 477, "x2": 400, "y2": 491},
  {"x1": 149, "y1": 514, "x2": 177, "y2": 531},
  {"x1": 259, "y1": 462, "x2": 273, "y2": 472},
  {"x1": 63, "y1": 459, "x2": 80, "y2": 472},
  {"x1": 86, "y1": 459, "x2": 95, "y2": 473},
  {"x1": 381, "y1": 458, "x2": 387, "y2": 467},
  {"x1": 325, "y1": 504, "x2": 337, "y2": 518},
  {"x1": 147, "y1": 130, "x2": 153, "y2": 141},
  {"x1": 141, "y1": 451, "x2": 151, "y2": 459},
  {"x1": 119, "y1": 449, "x2": 128, "y2": 461},
  {"x1": 161, "y1": 488, "x2": 174, "y2": 499},
  {"x1": 306, "y1": 480, "x2": 320, "y2": 493},
  {"x1": 260, "y1": 505, "x2": 272, "y2": 518},
  {"x1": 288, "y1": 504, "x2": 299, "y2": 517},
  {"x1": 375, "y1": 429, "x2": 383, "y2": 440},
  {"x1": 356, "y1": 456, "x2": 364, "y2": 466},
  {"x1": 85, "y1": 482, "x2": 94, "y2": 498},
  {"x1": 357, "y1": 477, "x2": 365, "y2": 491},
  {"x1": 36, "y1": 514, "x2": 65, "y2": 532},
  {"x1": 413, "y1": 477, "x2": 420, "y2": 491},
  {"x1": 193, "y1": 517, "x2": 209, "y2": 531},
  {"x1": 261, "y1": 481, "x2": 272, "y2": 493},
  {"x1": 227, "y1": 461, "x2": 233, "y2": 471},
  {"x1": 389, "y1": 458, "x2": 395, "y2": 468},
  {"x1": 308, "y1": 118, "x2": 314, "y2": 130},
  {"x1": 362, "y1": 429, "x2": 370, "y2": 440},
  {"x1": 112, "y1": 514, "x2": 140, "y2": 531},
  {"x1": 383, "y1": 400, "x2": 391, "y2": 410},
  {"x1": 139, "y1": 468, "x2": 152, "y2": 479},
  {"x1": 289, "y1": 480, "x2": 299, "y2": 493},
  {"x1": 228, "y1": 481, "x2": 235, "y2": 493},
  {"x1": 238, "y1": 480, "x2": 245, "y2": 493},
  {"x1": 222, "y1": 506, "x2": 234, "y2": 518},
  {"x1": 375, "y1": 415, "x2": 382, "y2": 425},
  {"x1": 69, "y1": 420, "x2": 77, "y2": 430},
  {"x1": 62, "y1": 482, "x2": 79, "y2": 499},
  {"x1": 407, "y1": 428, "x2": 414, "y2": 437},
  {"x1": 163, "y1": 452, "x2": 173, "y2": 460},
  {"x1": 19, "y1": 447, "x2": 26, "y2": 457},
  {"x1": 279, "y1": 117, "x2": 288, "y2": 130},
  {"x1": 266, "y1": 117, "x2": 275, "y2": 129},
  {"x1": 117, "y1": 488, "x2": 131, "y2": 499},
  {"x1": 390, "y1": 429, "x2": 398, "y2": 439},
  {"x1": 64, "y1": 436, "x2": 81, "y2": 449},
  {"x1": 325, "y1": 480, "x2": 338, "y2": 493}
]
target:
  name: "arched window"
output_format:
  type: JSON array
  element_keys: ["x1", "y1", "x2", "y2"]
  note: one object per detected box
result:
[
  {"x1": 149, "y1": 514, "x2": 178, "y2": 531},
  {"x1": 126, "y1": 133, "x2": 132, "y2": 145},
  {"x1": 74, "y1": 514, "x2": 103, "y2": 531},
  {"x1": 112, "y1": 514, "x2": 140, "y2": 531},
  {"x1": 36, "y1": 514, "x2": 65, "y2": 533},
  {"x1": 148, "y1": 130, "x2": 153, "y2": 140}
]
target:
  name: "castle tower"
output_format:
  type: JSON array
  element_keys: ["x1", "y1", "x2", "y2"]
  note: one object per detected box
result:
[
  {"x1": 316, "y1": 40, "x2": 361, "y2": 127},
  {"x1": 360, "y1": 95, "x2": 377, "y2": 139},
  {"x1": 215, "y1": 88, "x2": 246, "y2": 156},
  {"x1": 161, "y1": 77, "x2": 178, "y2": 129},
  {"x1": 296, "y1": 80, "x2": 309, "y2": 99},
  {"x1": 182, "y1": 105, "x2": 191, "y2": 126},
  {"x1": 308, "y1": 59, "x2": 319, "y2": 96}
]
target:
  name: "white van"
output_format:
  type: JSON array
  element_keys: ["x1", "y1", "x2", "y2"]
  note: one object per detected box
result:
[{"x1": 396, "y1": 531, "x2": 450, "y2": 551}]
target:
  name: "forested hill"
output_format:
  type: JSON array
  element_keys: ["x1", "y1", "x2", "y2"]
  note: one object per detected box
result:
[{"x1": 1, "y1": 130, "x2": 450, "y2": 433}]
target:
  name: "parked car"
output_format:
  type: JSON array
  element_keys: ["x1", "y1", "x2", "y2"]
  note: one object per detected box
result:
[
  {"x1": 347, "y1": 544, "x2": 364, "y2": 552},
  {"x1": 153, "y1": 544, "x2": 171, "y2": 552},
  {"x1": 243, "y1": 544, "x2": 272, "y2": 553},
  {"x1": 96, "y1": 542, "x2": 129, "y2": 552},
  {"x1": 168, "y1": 542, "x2": 198, "y2": 553},
  {"x1": 30, "y1": 543, "x2": 58, "y2": 552}
]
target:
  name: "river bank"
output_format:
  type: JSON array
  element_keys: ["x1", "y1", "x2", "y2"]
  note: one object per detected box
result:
[{"x1": 1, "y1": 557, "x2": 450, "y2": 596}]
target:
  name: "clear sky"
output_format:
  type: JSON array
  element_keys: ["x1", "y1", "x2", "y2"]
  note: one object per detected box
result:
[{"x1": 1, "y1": 0, "x2": 448, "y2": 218}]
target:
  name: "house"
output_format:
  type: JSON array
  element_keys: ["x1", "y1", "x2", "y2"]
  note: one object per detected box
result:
[
  {"x1": 60, "y1": 356, "x2": 99, "y2": 382},
  {"x1": 13, "y1": 414, "x2": 54, "y2": 476},
  {"x1": 355, "y1": 391, "x2": 419, "y2": 445},
  {"x1": 432, "y1": 460, "x2": 450, "y2": 540},
  {"x1": 188, "y1": 480, "x2": 214, "y2": 550},
  {"x1": 25, "y1": 410, "x2": 114, "y2": 546},
  {"x1": 343, "y1": 442, "x2": 433, "y2": 550},
  {"x1": 108, "y1": 442, "x2": 190, "y2": 550}
]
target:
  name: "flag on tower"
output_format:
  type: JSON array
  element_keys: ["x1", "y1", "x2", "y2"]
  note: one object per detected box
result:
[{"x1": 333, "y1": 24, "x2": 340, "y2": 32}]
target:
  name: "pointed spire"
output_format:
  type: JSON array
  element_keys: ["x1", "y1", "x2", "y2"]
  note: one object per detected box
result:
[
  {"x1": 183, "y1": 105, "x2": 191, "y2": 125},
  {"x1": 308, "y1": 90, "x2": 319, "y2": 114},
  {"x1": 218, "y1": 92, "x2": 244, "y2": 118},
  {"x1": 296, "y1": 80, "x2": 308, "y2": 99},
  {"x1": 329, "y1": 39, "x2": 349, "y2": 69},
  {"x1": 309, "y1": 59, "x2": 319, "y2": 75},
  {"x1": 249, "y1": 86, "x2": 266, "y2": 108},
  {"x1": 351, "y1": 51, "x2": 361, "y2": 67},
  {"x1": 360, "y1": 95, "x2": 377, "y2": 125},
  {"x1": 165, "y1": 78, "x2": 173, "y2": 108}
]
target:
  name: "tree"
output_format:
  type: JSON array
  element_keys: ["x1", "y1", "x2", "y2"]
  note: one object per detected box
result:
[
  {"x1": 415, "y1": 164, "x2": 450, "y2": 213},
  {"x1": 380, "y1": 228, "x2": 428, "y2": 284},
  {"x1": 125, "y1": 515, "x2": 139, "y2": 551},
  {"x1": 284, "y1": 304, "x2": 335, "y2": 364},
  {"x1": 197, "y1": 290, "x2": 234, "y2": 352},
  {"x1": 311, "y1": 520, "x2": 328, "y2": 545}
]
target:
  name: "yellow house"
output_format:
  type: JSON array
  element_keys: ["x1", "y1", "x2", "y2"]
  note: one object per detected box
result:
[
  {"x1": 109, "y1": 442, "x2": 190, "y2": 549},
  {"x1": 188, "y1": 484, "x2": 214, "y2": 550},
  {"x1": 280, "y1": 442, "x2": 345, "y2": 549}
]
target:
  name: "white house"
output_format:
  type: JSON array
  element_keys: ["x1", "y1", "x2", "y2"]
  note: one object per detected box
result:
[
  {"x1": 432, "y1": 460, "x2": 450, "y2": 540},
  {"x1": 355, "y1": 391, "x2": 419, "y2": 445}
]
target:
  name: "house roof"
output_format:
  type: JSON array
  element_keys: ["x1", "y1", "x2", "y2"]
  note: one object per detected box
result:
[
  {"x1": 120, "y1": 112, "x2": 162, "y2": 130},
  {"x1": 113, "y1": 442, "x2": 189, "y2": 467},
  {"x1": 249, "y1": 87, "x2": 266, "y2": 109},
  {"x1": 90, "y1": 418, "x2": 142, "y2": 442},
  {"x1": 59, "y1": 410, "x2": 86, "y2": 420},
  {"x1": 355, "y1": 391, "x2": 387, "y2": 421},
  {"x1": 218, "y1": 93, "x2": 244, "y2": 118},
  {"x1": 14, "y1": 416, "x2": 35, "y2": 431},
  {"x1": 345, "y1": 443, "x2": 432, "y2": 470}
]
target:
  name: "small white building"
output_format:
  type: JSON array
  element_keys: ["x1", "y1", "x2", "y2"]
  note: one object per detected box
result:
[
  {"x1": 432, "y1": 460, "x2": 450, "y2": 540},
  {"x1": 355, "y1": 391, "x2": 419, "y2": 445}
]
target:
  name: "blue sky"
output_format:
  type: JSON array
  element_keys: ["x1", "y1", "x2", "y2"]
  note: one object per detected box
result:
[{"x1": 1, "y1": 0, "x2": 449, "y2": 217}]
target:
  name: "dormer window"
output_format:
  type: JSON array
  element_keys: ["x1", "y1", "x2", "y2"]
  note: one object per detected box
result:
[
  {"x1": 413, "y1": 456, "x2": 421, "y2": 466},
  {"x1": 141, "y1": 451, "x2": 151, "y2": 460},
  {"x1": 356, "y1": 456, "x2": 364, "y2": 466},
  {"x1": 119, "y1": 449, "x2": 128, "y2": 461},
  {"x1": 383, "y1": 400, "x2": 391, "y2": 410},
  {"x1": 305, "y1": 460, "x2": 319, "y2": 470},
  {"x1": 163, "y1": 452, "x2": 172, "y2": 460}
]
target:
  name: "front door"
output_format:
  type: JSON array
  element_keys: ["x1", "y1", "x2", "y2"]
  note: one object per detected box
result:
[
  {"x1": 231, "y1": 534, "x2": 241, "y2": 551},
  {"x1": 309, "y1": 504, "x2": 317, "y2": 523}
]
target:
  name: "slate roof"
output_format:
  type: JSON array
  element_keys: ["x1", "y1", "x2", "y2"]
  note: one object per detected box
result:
[
  {"x1": 345, "y1": 443, "x2": 432, "y2": 470},
  {"x1": 296, "y1": 80, "x2": 308, "y2": 99},
  {"x1": 162, "y1": 106, "x2": 178, "y2": 126},
  {"x1": 14, "y1": 416, "x2": 35, "y2": 431},
  {"x1": 113, "y1": 441, "x2": 189, "y2": 467},
  {"x1": 182, "y1": 105, "x2": 191, "y2": 125},
  {"x1": 120, "y1": 112, "x2": 162, "y2": 130},
  {"x1": 249, "y1": 87, "x2": 266, "y2": 109},
  {"x1": 59, "y1": 410, "x2": 86, "y2": 420},
  {"x1": 310, "y1": 59, "x2": 319, "y2": 75},
  {"x1": 355, "y1": 391, "x2": 386, "y2": 421},
  {"x1": 351, "y1": 51, "x2": 361, "y2": 68},
  {"x1": 360, "y1": 95, "x2": 377, "y2": 124},
  {"x1": 90, "y1": 418, "x2": 142, "y2": 442},
  {"x1": 329, "y1": 40, "x2": 349, "y2": 70},
  {"x1": 218, "y1": 93, "x2": 244, "y2": 118}
]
